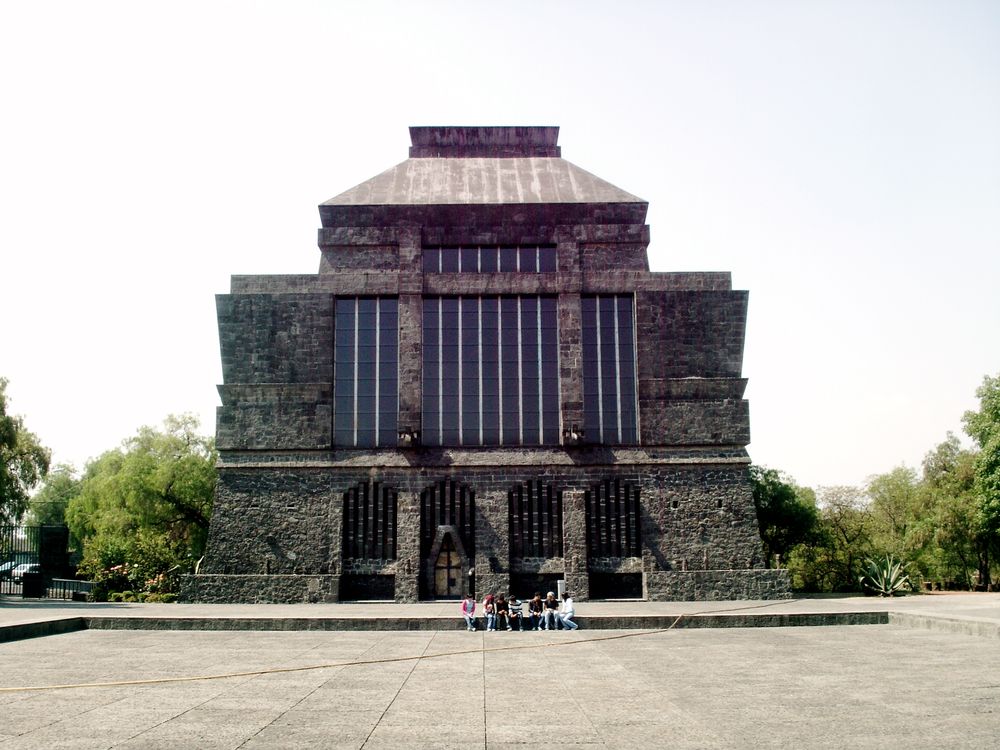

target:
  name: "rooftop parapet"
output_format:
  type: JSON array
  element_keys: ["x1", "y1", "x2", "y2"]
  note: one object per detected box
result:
[{"x1": 408, "y1": 126, "x2": 560, "y2": 158}]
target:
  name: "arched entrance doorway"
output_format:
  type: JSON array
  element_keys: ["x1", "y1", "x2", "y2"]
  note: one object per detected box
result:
[
  {"x1": 434, "y1": 535, "x2": 463, "y2": 598},
  {"x1": 419, "y1": 478, "x2": 475, "y2": 599}
]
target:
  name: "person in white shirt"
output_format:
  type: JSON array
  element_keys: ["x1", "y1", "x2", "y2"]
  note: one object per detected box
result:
[{"x1": 558, "y1": 591, "x2": 578, "y2": 630}]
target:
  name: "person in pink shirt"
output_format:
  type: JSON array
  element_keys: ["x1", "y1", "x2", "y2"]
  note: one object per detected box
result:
[
  {"x1": 460, "y1": 593, "x2": 477, "y2": 631},
  {"x1": 483, "y1": 592, "x2": 497, "y2": 631}
]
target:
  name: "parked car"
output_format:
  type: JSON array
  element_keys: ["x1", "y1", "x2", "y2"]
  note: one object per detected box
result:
[
  {"x1": 12, "y1": 563, "x2": 41, "y2": 582},
  {"x1": 0, "y1": 561, "x2": 17, "y2": 580}
]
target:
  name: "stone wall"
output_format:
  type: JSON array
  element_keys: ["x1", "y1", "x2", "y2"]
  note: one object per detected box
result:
[
  {"x1": 645, "y1": 569, "x2": 791, "y2": 600},
  {"x1": 217, "y1": 294, "x2": 333, "y2": 384},
  {"x1": 639, "y1": 399, "x2": 750, "y2": 446},
  {"x1": 199, "y1": 470, "x2": 341, "y2": 577},
  {"x1": 636, "y1": 290, "x2": 748, "y2": 379},
  {"x1": 195, "y1": 127, "x2": 776, "y2": 604},
  {"x1": 188, "y1": 461, "x2": 784, "y2": 603},
  {"x1": 180, "y1": 574, "x2": 339, "y2": 604}
]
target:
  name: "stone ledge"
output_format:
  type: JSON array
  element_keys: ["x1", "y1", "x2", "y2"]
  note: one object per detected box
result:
[
  {"x1": 215, "y1": 447, "x2": 752, "y2": 469},
  {"x1": 73, "y1": 611, "x2": 886, "y2": 633},
  {"x1": 889, "y1": 611, "x2": 1000, "y2": 640},
  {"x1": 0, "y1": 617, "x2": 86, "y2": 644},
  {"x1": 646, "y1": 569, "x2": 793, "y2": 601},
  {"x1": 180, "y1": 575, "x2": 340, "y2": 604}
]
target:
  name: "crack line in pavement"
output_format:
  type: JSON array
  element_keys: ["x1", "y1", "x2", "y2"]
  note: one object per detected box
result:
[
  {"x1": 594, "y1": 630, "x2": 720, "y2": 746},
  {"x1": 481, "y1": 632, "x2": 487, "y2": 750},
  {"x1": 109, "y1": 633, "x2": 394, "y2": 750},
  {"x1": 234, "y1": 634, "x2": 394, "y2": 749},
  {"x1": 1, "y1": 600, "x2": 796, "y2": 694},
  {"x1": 108, "y1": 674, "x2": 256, "y2": 749},
  {"x1": 359, "y1": 632, "x2": 438, "y2": 749},
  {"x1": 2, "y1": 686, "x2": 136, "y2": 742},
  {"x1": 548, "y1": 637, "x2": 609, "y2": 748}
]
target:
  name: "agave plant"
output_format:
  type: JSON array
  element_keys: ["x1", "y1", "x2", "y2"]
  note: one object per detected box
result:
[{"x1": 859, "y1": 554, "x2": 911, "y2": 597}]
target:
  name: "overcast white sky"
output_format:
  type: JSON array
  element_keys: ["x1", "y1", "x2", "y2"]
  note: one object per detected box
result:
[{"x1": 1, "y1": 1, "x2": 997, "y2": 489}]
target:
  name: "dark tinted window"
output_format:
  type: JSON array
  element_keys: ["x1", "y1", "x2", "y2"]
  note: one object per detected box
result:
[
  {"x1": 423, "y1": 246, "x2": 556, "y2": 273},
  {"x1": 334, "y1": 297, "x2": 398, "y2": 447},
  {"x1": 423, "y1": 295, "x2": 559, "y2": 446},
  {"x1": 581, "y1": 294, "x2": 637, "y2": 445}
]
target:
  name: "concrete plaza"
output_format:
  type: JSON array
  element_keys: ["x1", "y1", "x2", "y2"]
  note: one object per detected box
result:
[{"x1": 1, "y1": 594, "x2": 999, "y2": 749}]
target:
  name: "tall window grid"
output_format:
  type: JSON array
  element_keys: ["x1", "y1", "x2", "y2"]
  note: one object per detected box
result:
[
  {"x1": 423, "y1": 296, "x2": 560, "y2": 446},
  {"x1": 334, "y1": 297, "x2": 399, "y2": 448},
  {"x1": 423, "y1": 246, "x2": 557, "y2": 274},
  {"x1": 582, "y1": 295, "x2": 638, "y2": 444},
  {"x1": 342, "y1": 481, "x2": 398, "y2": 560}
]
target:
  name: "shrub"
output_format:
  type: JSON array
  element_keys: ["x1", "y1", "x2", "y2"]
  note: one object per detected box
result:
[
  {"x1": 76, "y1": 531, "x2": 191, "y2": 600},
  {"x1": 859, "y1": 554, "x2": 911, "y2": 597},
  {"x1": 144, "y1": 592, "x2": 177, "y2": 603}
]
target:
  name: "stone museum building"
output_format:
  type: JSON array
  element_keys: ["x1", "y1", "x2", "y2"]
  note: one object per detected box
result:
[{"x1": 183, "y1": 126, "x2": 791, "y2": 603}]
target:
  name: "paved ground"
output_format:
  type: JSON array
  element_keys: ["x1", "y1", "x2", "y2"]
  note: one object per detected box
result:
[
  {"x1": 3, "y1": 591, "x2": 1000, "y2": 627},
  {"x1": 2, "y1": 624, "x2": 999, "y2": 749},
  {"x1": 1, "y1": 594, "x2": 999, "y2": 748}
]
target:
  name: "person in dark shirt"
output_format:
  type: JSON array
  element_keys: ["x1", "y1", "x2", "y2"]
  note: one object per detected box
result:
[
  {"x1": 495, "y1": 594, "x2": 511, "y2": 631},
  {"x1": 527, "y1": 592, "x2": 544, "y2": 631}
]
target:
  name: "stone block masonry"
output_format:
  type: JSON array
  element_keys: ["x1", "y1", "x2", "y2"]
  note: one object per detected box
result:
[{"x1": 185, "y1": 126, "x2": 790, "y2": 604}]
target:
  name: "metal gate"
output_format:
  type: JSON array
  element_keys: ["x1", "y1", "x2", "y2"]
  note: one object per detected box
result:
[{"x1": 0, "y1": 525, "x2": 70, "y2": 596}]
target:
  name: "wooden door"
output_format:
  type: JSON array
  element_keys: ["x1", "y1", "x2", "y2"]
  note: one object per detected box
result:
[{"x1": 433, "y1": 536, "x2": 463, "y2": 598}]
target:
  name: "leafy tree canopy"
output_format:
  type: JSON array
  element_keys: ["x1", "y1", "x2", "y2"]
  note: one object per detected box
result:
[
  {"x1": 27, "y1": 464, "x2": 80, "y2": 527},
  {"x1": 0, "y1": 377, "x2": 50, "y2": 524},
  {"x1": 66, "y1": 414, "x2": 216, "y2": 591},
  {"x1": 963, "y1": 373, "x2": 1000, "y2": 585},
  {"x1": 749, "y1": 465, "x2": 819, "y2": 568}
]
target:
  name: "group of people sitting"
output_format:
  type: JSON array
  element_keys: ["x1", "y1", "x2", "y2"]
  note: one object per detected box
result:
[{"x1": 460, "y1": 590, "x2": 578, "y2": 631}]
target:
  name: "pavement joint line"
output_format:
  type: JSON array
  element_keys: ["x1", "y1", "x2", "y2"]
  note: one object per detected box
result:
[
  {"x1": 0, "y1": 617, "x2": 692, "y2": 694},
  {"x1": 109, "y1": 669, "x2": 253, "y2": 749},
  {"x1": 481, "y1": 631, "x2": 487, "y2": 749},
  {"x1": 234, "y1": 633, "x2": 389, "y2": 750},
  {"x1": 555, "y1": 631, "x2": 612, "y2": 749},
  {"x1": 360, "y1": 631, "x2": 438, "y2": 750},
  {"x1": 7, "y1": 597, "x2": 886, "y2": 644}
]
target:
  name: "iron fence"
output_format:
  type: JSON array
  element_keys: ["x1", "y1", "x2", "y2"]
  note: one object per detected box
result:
[
  {"x1": 48, "y1": 578, "x2": 94, "y2": 601},
  {"x1": 1, "y1": 524, "x2": 77, "y2": 598}
]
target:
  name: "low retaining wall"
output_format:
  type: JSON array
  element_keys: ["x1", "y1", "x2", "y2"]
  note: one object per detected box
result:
[
  {"x1": 180, "y1": 574, "x2": 340, "y2": 603},
  {"x1": 645, "y1": 569, "x2": 792, "y2": 600}
]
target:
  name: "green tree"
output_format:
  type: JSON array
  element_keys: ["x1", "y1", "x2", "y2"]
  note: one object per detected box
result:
[
  {"x1": 919, "y1": 434, "x2": 981, "y2": 588},
  {"x1": 867, "y1": 466, "x2": 920, "y2": 556},
  {"x1": 787, "y1": 486, "x2": 872, "y2": 592},
  {"x1": 963, "y1": 373, "x2": 1000, "y2": 587},
  {"x1": 27, "y1": 464, "x2": 80, "y2": 527},
  {"x1": 749, "y1": 465, "x2": 819, "y2": 568},
  {"x1": 66, "y1": 414, "x2": 216, "y2": 596},
  {"x1": 0, "y1": 377, "x2": 51, "y2": 524}
]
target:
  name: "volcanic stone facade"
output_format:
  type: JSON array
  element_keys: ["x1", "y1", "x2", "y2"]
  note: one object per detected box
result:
[{"x1": 183, "y1": 126, "x2": 790, "y2": 603}]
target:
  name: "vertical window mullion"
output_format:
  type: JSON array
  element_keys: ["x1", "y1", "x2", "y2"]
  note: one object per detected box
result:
[
  {"x1": 352, "y1": 297, "x2": 359, "y2": 447},
  {"x1": 374, "y1": 298, "x2": 381, "y2": 444},
  {"x1": 498, "y1": 297, "x2": 503, "y2": 446},
  {"x1": 613, "y1": 296, "x2": 622, "y2": 443},
  {"x1": 537, "y1": 295, "x2": 543, "y2": 444},
  {"x1": 457, "y1": 296, "x2": 463, "y2": 445},
  {"x1": 595, "y1": 296, "x2": 604, "y2": 442},
  {"x1": 438, "y1": 297, "x2": 443, "y2": 445},
  {"x1": 517, "y1": 297, "x2": 524, "y2": 445},
  {"x1": 478, "y1": 296, "x2": 483, "y2": 446}
]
